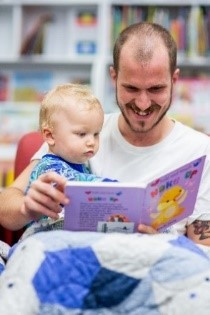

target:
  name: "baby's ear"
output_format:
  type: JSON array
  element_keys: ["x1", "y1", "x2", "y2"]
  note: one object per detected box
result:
[{"x1": 42, "y1": 127, "x2": 55, "y2": 146}]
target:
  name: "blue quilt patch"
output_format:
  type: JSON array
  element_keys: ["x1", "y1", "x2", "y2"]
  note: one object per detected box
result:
[
  {"x1": 83, "y1": 267, "x2": 139, "y2": 309},
  {"x1": 33, "y1": 246, "x2": 101, "y2": 308}
]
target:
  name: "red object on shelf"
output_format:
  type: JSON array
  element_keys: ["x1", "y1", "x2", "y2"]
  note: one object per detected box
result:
[{"x1": 0, "y1": 131, "x2": 43, "y2": 245}]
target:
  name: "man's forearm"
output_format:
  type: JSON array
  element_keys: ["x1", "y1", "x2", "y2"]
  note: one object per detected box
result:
[
  {"x1": 0, "y1": 160, "x2": 37, "y2": 231},
  {"x1": 187, "y1": 220, "x2": 210, "y2": 246},
  {"x1": 0, "y1": 187, "x2": 29, "y2": 230}
]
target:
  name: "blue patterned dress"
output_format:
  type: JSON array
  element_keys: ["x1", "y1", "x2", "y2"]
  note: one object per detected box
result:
[{"x1": 27, "y1": 154, "x2": 115, "y2": 188}]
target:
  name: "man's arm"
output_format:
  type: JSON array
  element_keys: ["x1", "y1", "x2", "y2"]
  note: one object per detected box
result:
[
  {"x1": 0, "y1": 160, "x2": 38, "y2": 230},
  {"x1": 0, "y1": 160, "x2": 69, "y2": 231},
  {"x1": 187, "y1": 220, "x2": 210, "y2": 246},
  {"x1": 138, "y1": 222, "x2": 210, "y2": 246}
]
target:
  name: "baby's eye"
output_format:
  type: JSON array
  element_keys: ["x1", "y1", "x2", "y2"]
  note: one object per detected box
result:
[
  {"x1": 77, "y1": 132, "x2": 86, "y2": 137},
  {"x1": 94, "y1": 132, "x2": 100, "y2": 137}
]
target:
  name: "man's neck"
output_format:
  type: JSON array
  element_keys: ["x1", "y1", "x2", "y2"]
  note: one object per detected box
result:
[{"x1": 118, "y1": 115, "x2": 175, "y2": 147}]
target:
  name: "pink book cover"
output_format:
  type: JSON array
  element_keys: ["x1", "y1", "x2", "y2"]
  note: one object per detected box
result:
[{"x1": 64, "y1": 155, "x2": 206, "y2": 233}]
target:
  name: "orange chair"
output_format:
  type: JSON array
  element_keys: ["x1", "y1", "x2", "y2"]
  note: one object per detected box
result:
[{"x1": 0, "y1": 131, "x2": 43, "y2": 245}]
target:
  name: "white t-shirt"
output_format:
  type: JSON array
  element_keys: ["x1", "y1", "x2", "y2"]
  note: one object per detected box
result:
[{"x1": 33, "y1": 113, "x2": 210, "y2": 235}]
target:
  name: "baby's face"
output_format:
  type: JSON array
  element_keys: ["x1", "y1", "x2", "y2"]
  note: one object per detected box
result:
[{"x1": 51, "y1": 103, "x2": 104, "y2": 164}]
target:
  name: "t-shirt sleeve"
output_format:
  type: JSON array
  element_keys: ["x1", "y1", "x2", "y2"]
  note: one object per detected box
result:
[{"x1": 31, "y1": 142, "x2": 48, "y2": 161}]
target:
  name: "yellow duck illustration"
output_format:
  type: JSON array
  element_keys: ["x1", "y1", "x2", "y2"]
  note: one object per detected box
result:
[{"x1": 150, "y1": 185, "x2": 187, "y2": 230}]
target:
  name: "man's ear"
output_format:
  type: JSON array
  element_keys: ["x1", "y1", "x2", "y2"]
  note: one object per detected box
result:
[
  {"x1": 109, "y1": 65, "x2": 117, "y2": 87},
  {"x1": 42, "y1": 127, "x2": 55, "y2": 146},
  {"x1": 172, "y1": 68, "x2": 180, "y2": 84}
]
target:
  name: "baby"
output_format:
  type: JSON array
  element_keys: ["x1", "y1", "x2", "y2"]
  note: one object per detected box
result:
[{"x1": 22, "y1": 83, "x2": 116, "y2": 239}]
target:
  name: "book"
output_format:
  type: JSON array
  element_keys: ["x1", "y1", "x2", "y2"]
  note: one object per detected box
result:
[
  {"x1": 76, "y1": 12, "x2": 97, "y2": 26},
  {"x1": 0, "y1": 73, "x2": 9, "y2": 101},
  {"x1": 12, "y1": 71, "x2": 53, "y2": 102},
  {"x1": 20, "y1": 14, "x2": 53, "y2": 55},
  {"x1": 64, "y1": 155, "x2": 206, "y2": 233},
  {"x1": 76, "y1": 40, "x2": 96, "y2": 54}
]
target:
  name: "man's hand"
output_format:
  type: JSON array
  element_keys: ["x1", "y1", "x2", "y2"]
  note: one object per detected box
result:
[
  {"x1": 138, "y1": 224, "x2": 158, "y2": 234},
  {"x1": 21, "y1": 172, "x2": 69, "y2": 221}
]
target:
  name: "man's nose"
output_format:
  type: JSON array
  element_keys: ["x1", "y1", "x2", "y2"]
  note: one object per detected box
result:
[{"x1": 135, "y1": 91, "x2": 151, "y2": 111}]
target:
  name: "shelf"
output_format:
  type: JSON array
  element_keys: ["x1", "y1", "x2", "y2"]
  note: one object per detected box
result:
[
  {"x1": 110, "y1": 0, "x2": 210, "y2": 6},
  {"x1": 0, "y1": 55, "x2": 96, "y2": 65},
  {"x1": 0, "y1": 0, "x2": 101, "y2": 5}
]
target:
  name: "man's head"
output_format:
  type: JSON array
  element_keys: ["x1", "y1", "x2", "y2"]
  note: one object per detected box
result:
[
  {"x1": 113, "y1": 22, "x2": 177, "y2": 76},
  {"x1": 110, "y1": 22, "x2": 180, "y2": 142},
  {"x1": 40, "y1": 83, "x2": 104, "y2": 164}
]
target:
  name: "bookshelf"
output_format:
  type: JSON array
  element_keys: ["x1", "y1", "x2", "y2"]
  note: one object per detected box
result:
[{"x1": 0, "y1": 0, "x2": 210, "y2": 189}]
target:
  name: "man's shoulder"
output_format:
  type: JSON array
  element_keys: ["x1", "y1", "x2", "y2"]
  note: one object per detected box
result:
[
  {"x1": 104, "y1": 112, "x2": 120, "y2": 126},
  {"x1": 175, "y1": 121, "x2": 210, "y2": 163},
  {"x1": 176, "y1": 121, "x2": 210, "y2": 144}
]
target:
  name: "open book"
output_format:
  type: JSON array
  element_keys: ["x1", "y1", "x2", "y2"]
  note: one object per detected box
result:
[{"x1": 64, "y1": 156, "x2": 206, "y2": 233}]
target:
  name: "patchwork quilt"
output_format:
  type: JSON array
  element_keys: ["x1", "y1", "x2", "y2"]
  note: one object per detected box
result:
[{"x1": 0, "y1": 231, "x2": 210, "y2": 314}]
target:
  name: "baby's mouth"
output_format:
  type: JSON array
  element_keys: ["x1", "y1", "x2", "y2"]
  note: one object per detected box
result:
[{"x1": 85, "y1": 151, "x2": 94, "y2": 157}]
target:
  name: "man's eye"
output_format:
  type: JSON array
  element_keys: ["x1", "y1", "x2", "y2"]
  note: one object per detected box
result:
[
  {"x1": 126, "y1": 86, "x2": 137, "y2": 92},
  {"x1": 149, "y1": 87, "x2": 164, "y2": 93}
]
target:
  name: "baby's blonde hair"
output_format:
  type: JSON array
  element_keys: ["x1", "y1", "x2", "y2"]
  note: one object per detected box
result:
[{"x1": 39, "y1": 83, "x2": 102, "y2": 132}]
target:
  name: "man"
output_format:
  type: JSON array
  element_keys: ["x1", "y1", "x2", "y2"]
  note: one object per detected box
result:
[{"x1": 1, "y1": 22, "x2": 210, "y2": 245}]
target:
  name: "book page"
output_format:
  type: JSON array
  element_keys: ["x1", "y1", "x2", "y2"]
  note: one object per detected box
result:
[
  {"x1": 64, "y1": 184, "x2": 145, "y2": 233},
  {"x1": 142, "y1": 156, "x2": 206, "y2": 231}
]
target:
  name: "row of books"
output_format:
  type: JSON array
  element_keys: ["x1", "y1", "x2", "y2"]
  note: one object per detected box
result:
[
  {"x1": 0, "y1": 71, "x2": 90, "y2": 103},
  {"x1": 111, "y1": 6, "x2": 210, "y2": 57},
  {"x1": 0, "y1": 71, "x2": 53, "y2": 102}
]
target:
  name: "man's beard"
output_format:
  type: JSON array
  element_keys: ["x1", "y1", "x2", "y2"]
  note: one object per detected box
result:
[{"x1": 115, "y1": 86, "x2": 173, "y2": 134}]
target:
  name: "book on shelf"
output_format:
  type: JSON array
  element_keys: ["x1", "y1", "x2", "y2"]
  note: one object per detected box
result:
[
  {"x1": 76, "y1": 11, "x2": 97, "y2": 26},
  {"x1": 21, "y1": 14, "x2": 53, "y2": 55},
  {"x1": 64, "y1": 156, "x2": 206, "y2": 234},
  {"x1": 170, "y1": 77, "x2": 210, "y2": 134},
  {"x1": 76, "y1": 40, "x2": 96, "y2": 54},
  {"x1": 0, "y1": 105, "x2": 39, "y2": 145},
  {"x1": 12, "y1": 71, "x2": 53, "y2": 102},
  {"x1": 0, "y1": 73, "x2": 9, "y2": 101}
]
